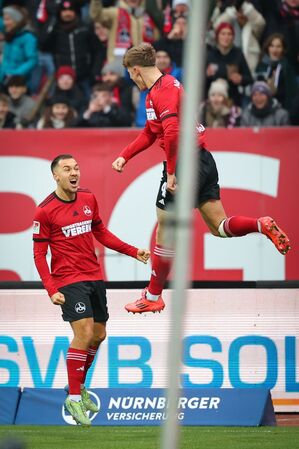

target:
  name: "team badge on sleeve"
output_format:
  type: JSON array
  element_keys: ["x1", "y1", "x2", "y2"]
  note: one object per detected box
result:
[{"x1": 33, "y1": 221, "x2": 40, "y2": 234}]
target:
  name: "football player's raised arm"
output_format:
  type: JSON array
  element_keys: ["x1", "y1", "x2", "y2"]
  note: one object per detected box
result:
[{"x1": 119, "y1": 121, "x2": 156, "y2": 162}]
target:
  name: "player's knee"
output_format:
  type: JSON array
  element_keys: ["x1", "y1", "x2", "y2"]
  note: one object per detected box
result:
[{"x1": 93, "y1": 329, "x2": 106, "y2": 345}]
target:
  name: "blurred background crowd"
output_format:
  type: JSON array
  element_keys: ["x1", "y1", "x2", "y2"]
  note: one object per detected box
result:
[{"x1": 0, "y1": 0, "x2": 299, "y2": 130}]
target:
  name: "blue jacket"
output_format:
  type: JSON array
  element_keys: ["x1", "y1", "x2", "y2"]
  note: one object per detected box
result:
[{"x1": 0, "y1": 28, "x2": 38, "y2": 83}]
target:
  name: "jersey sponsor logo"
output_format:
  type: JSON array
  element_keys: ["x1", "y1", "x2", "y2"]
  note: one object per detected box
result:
[
  {"x1": 75, "y1": 302, "x2": 86, "y2": 313},
  {"x1": 83, "y1": 205, "x2": 92, "y2": 216},
  {"x1": 174, "y1": 79, "x2": 180, "y2": 88},
  {"x1": 146, "y1": 108, "x2": 157, "y2": 121},
  {"x1": 33, "y1": 221, "x2": 40, "y2": 234},
  {"x1": 61, "y1": 220, "x2": 92, "y2": 237}
]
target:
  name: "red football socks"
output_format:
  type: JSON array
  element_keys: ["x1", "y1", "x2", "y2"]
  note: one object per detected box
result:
[
  {"x1": 82, "y1": 345, "x2": 98, "y2": 384},
  {"x1": 223, "y1": 216, "x2": 259, "y2": 236},
  {"x1": 147, "y1": 245, "x2": 174, "y2": 296},
  {"x1": 66, "y1": 348, "x2": 88, "y2": 395}
]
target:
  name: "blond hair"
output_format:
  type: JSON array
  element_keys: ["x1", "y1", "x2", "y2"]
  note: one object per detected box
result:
[{"x1": 123, "y1": 43, "x2": 156, "y2": 68}]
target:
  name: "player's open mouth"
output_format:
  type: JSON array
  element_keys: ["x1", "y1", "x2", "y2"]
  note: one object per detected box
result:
[{"x1": 70, "y1": 180, "x2": 78, "y2": 186}]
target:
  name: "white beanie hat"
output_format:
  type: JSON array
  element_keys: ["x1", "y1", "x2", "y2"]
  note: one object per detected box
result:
[
  {"x1": 172, "y1": 0, "x2": 189, "y2": 9},
  {"x1": 208, "y1": 78, "x2": 229, "y2": 98}
]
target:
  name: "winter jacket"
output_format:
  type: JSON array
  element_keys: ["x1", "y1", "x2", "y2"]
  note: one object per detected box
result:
[
  {"x1": 90, "y1": 0, "x2": 160, "y2": 63},
  {"x1": 206, "y1": 44, "x2": 253, "y2": 106},
  {"x1": 8, "y1": 95, "x2": 35, "y2": 124},
  {"x1": 0, "y1": 28, "x2": 38, "y2": 83},
  {"x1": 255, "y1": 55, "x2": 298, "y2": 110},
  {"x1": 211, "y1": 1, "x2": 265, "y2": 74},
  {"x1": 241, "y1": 98, "x2": 289, "y2": 127},
  {"x1": 77, "y1": 103, "x2": 131, "y2": 127},
  {"x1": 39, "y1": 17, "x2": 96, "y2": 82},
  {"x1": 0, "y1": 111, "x2": 17, "y2": 129}
]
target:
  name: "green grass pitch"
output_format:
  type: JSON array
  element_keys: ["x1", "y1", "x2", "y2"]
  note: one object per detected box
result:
[{"x1": 1, "y1": 426, "x2": 299, "y2": 449}]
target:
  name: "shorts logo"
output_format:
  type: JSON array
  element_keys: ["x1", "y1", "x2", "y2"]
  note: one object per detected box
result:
[
  {"x1": 83, "y1": 205, "x2": 92, "y2": 216},
  {"x1": 33, "y1": 221, "x2": 40, "y2": 234},
  {"x1": 75, "y1": 302, "x2": 86, "y2": 313}
]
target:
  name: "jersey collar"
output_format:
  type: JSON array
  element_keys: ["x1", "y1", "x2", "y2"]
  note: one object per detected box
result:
[{"x1": 149, "y1": 73, "x2": 165, "y2": 91}]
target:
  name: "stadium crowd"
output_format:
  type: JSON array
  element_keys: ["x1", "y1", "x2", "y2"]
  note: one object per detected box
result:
[{"x1": 0, "y1": 0, "x2": 299, "y2": 129}]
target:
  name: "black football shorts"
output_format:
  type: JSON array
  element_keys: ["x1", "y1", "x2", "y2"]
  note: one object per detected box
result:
[
  {"x1": 59, "y1": 280, "x2": 109, "y2": 323},
  {"x1": 156, "y1": 148, "x2": 220, "y2": 210}
]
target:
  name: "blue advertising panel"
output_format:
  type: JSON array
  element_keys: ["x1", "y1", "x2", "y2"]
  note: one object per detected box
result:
[
  {"x1": 0, "y1": 387, "x2": 21, "y2": 424},
  {"x1": 15, "y1": 388, "x2": 276, "y2": 426}
]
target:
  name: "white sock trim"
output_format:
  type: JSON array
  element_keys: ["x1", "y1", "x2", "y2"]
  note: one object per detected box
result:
[
  {"x1": 69, "y1": 394, "x2": 81, "y2": 402},
  {"x1": 218, "y1": 219, "x2": 229, "y2": 237},
  {"x1": 146, "y1": 291, "x2": 159, "y2": 301},
  {"x1": 257, "y1": 219, "x2": 262, "y2": 233}
]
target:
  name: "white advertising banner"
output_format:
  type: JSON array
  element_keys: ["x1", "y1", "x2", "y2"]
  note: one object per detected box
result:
[{"x1": 0, "y1": 288, "x2": 298, "y2": 412}]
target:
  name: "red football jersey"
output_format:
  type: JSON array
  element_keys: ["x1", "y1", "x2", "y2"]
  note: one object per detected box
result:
[
  {"x1": 33, "y1": 189, "x2": 138, "y2": 297},
  {"x1": 120, "y1": 74, "x2": 206, "y2": 174}
]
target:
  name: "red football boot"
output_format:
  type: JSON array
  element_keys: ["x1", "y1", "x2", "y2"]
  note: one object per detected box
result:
[
  {"x1": 125, "y1": 288, "x2": 165, "y2": 314},
  {"x1": 259, "y1": 216, "x2": 291, "y2": 255}
]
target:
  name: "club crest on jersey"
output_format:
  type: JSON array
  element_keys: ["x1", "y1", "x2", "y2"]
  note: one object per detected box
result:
[
  {"x1": 33, "y1": 221, "x2": 40, "y2": 234},
  {"x1": 146, "y1": 107, "x2": 157, "y2": 120},
  {"x1": 196, "y1": 123, "x2": 206, "y2": 133},
  {"x1": 83, "y1": 205, "x2": 92, "y2": 216}
]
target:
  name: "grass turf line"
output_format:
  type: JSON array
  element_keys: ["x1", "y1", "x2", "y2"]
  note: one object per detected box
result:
[{"x1": 0, "y1": 426, "x2": 299, "y2": 449}]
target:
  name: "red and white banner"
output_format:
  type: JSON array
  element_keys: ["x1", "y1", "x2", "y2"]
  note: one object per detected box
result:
[{"x1": 0, "y1": 128, "x2": 298, "y2": 281}]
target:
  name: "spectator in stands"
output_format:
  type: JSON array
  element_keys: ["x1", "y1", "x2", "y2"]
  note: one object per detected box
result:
[
  {"x1": 0, "y1": 93, "x2": 18, "y2": 128},
  {"x1": 206, "y1": 21, "x2": 253, "y2": 106},
  {"x1": 153, "y1": 15, "x2": 187, "y2": 68},
  {"x1": 172, "y1": 0, "x2": 189, "y2": 20},
  {"x1": 38, "y1": 0, "x2": 96, "y2": 95},
  {"x1": 0, "y1": 5, "x2": 38, "y2": 88},
  {"x1": 6, "y1": 75, "x2": 35, "y2": 127},
  {"x1": 255, "y1": 33, "x2": 298, "y2": 111},
  {"x1": 101, "y1": 60, "x2": 134, "y2": 121},
  {"x1": 199, "y1": 78, "x2": 241, "y2": 128},
  {"x1": 259, "y1": 0, "x2": 299, "y2": 75},
  {"x1": 210, "y1": 0, "x2": 265, "y2": 74},
  {"x1": 89, "y1": 0, "x2": 161, "y2": 63},
  {"x1": 135, "y1": 46, "x2": 182, "y2": 127},
  {"x1": 241, "y1": 80, "x2": 290, "y2": 126},
  {"x1": 36, "y1": 95, "x2": 77, "y2": 129},
  {"x1": 90, "y1": 21, "x2": 108, "y2": 84},
  {"x1": 51, "y1": 65, "x2": 87, "y2": 114},
  {"x1": 77, "y1": 82, "x2": 131, "y2": 127}
]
